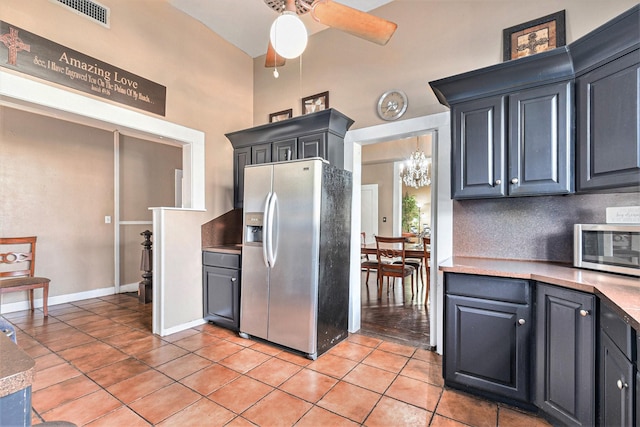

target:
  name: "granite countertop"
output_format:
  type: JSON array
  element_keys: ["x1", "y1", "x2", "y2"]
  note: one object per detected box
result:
[
  {"x1": 440, "y1": 256, "x2": 640, "y2": 330},
  {"x1": 203, "y1": 244, "x2": 242, "y2": 255},
  {"x1": 0, "y1": 332, "x2": 35, "y2": 398}
]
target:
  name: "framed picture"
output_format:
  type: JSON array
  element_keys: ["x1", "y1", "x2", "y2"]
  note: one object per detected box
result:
[
  {"x1": 503, "y1": 10, "x2": 565, "y2": 61},
  {"x1": 269, "y1": 108, "x2": 293, "y2": 123},
  {"x1": 301, "y1": 91, "x2": 329, "y2": 114}
]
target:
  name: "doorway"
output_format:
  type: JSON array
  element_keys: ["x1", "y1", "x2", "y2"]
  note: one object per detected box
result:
[
  {"x1": 359, "y1": 135, "x2": 433, "y2": 348},
  {"x1": 345, "y1": 113, "x2": 452, "y2": 354},
  {"x1": 360, "y1": 184, "x2": 379, "y2": 243}
]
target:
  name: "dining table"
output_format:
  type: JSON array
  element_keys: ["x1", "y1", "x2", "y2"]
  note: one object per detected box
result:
[{"x1": 360, "y1": 242, "x2": 428, "y2": 259}]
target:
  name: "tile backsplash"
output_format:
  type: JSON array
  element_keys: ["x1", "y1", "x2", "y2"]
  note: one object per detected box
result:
[{"x1": 453, "y1": 192, "x2": 640, "y2": 263}]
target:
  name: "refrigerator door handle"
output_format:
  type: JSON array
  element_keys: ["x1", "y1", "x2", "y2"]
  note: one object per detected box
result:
[
  {"x1": 266, "y1": 192, "x2": 278, "y2": 267},
  {"x1": 262, "y1": 192, "x2": 272, "y2": 267}
]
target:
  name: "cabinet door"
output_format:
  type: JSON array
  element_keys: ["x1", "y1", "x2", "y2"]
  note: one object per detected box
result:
[
  {"x1": 636, "y1": 369, "x2": 640, "y2": 427},
  {"x1": 252, "y1": 143, "x2": 272, "y2": 164},
  {"x1": 445, "y1": 294, "x2": 531, "y2": 403},
  {"x1": 298, "y1": 133, "x2": 327, "y2": 160},
  {"x1": 535, "y1": 284, "x2": 596, "y2": 427},
  {"x1": 451, "y1": 96, "x2": 506, "y2": 199},
  {"x1": 599, "y1": 332, "x2": 634, "y2": 427},
  {"x1": 272, "y1": 138, "x2": 297, "y2": 162},
  {"x1": 234, "y1": 147, "x2": 250, "y2": 209},
  {"x1": 576, "y1": 51, "x2": 640, "y2": 191},
  {"x1": 508, "y1": 82, "x2": 573, "y2": 196},
  {"x1": 203, "y1": 265, "x2": 240, "y2": 331}
]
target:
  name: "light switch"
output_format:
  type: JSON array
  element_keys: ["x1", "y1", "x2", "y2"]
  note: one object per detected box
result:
[{"x1": 104, "y1": 216, "x2": 112, "y2": 224}]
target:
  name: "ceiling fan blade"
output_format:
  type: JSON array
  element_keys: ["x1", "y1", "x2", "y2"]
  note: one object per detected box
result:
[
  {"x1": 265, "y1": 41, "x2": 286, "y2": 67},
  {"x1": 311, "y1": 0, "x2": 397, "y2": 45}
]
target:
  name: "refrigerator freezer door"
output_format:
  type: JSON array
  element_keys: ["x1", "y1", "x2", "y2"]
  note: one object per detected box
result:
[
  {"x1": 268, "y1": 159, "x2": 322, "y2": 354},
  {"x1": 240, "y1": 164, "x2": 273, "y2": 340}
]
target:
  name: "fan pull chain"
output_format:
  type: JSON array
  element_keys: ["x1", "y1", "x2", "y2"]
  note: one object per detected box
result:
[{"x1": 299, "y1": 54, "x2": 303, "y2": 109}]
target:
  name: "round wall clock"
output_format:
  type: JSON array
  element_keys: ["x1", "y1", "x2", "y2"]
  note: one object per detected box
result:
[{"x1": 377, "y1": 90, "x2": 408, "y2": 121}]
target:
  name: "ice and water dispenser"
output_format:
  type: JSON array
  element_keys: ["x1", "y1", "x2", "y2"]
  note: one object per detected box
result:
[{"x1": 244, "y1": 212, "x2": 263, "y2": 246}]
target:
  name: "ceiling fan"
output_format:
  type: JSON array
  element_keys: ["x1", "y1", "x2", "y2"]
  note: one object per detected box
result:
[{"x1": 264, "y1": 0, "x2": 398, "y2": 68}]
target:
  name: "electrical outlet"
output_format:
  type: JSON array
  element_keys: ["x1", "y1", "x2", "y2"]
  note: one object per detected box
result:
[{"x1": 104, "y1": 216, "x2": 112, "y2": 224}]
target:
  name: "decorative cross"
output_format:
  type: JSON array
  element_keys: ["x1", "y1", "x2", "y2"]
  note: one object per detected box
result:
[
  {"x1": 0, "y1": 27, "x2": 30, "y2": 66},
  {"x1": 517, "y1": 31, "x2": 549, "y2": 56}
]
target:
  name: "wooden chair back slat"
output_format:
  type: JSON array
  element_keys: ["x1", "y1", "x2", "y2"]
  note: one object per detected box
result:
[
  {"x1": 375, "y1": 236, "x2": 408, "y2": 276},
  {"x1": 0, "y1": 236, "x2": 37, "y2": 278}
]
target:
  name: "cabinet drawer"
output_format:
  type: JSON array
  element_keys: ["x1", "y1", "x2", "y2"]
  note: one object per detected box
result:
[
  {"x1": 445, "y1": 273, "x2": 530, "y2": 304},
  {"x1": 600, "y1": 302, "x2": 636, "y2": 360},
  {"x1": 203, "y1": 251, "x2": 241, "y2": 269}
]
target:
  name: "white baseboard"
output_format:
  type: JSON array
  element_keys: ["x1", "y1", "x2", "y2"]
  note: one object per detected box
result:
[
  {"x1": 1, "y1": 285, "x2": 131, "y2": 314},
  {"x1": 120, "y1": 282, "x2": 139, "y2": 293},
  {"x1": 159, "y1": 318, "x2": 207, "y2": 337}
]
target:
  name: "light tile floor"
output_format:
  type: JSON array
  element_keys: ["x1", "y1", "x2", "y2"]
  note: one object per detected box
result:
[{"x1": 4, "y1": 294, "x2": 552, "y2": 426}]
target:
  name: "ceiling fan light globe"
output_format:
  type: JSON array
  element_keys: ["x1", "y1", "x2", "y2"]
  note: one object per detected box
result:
[{"x1": 269, "y1": 12, "x2": 308, "y2": 59}]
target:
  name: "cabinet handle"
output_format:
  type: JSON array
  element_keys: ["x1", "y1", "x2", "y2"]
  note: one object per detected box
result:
[
  {"x1": 617, "y1": 379, "x2": 628, "y2": 390},
  {"x1": 518, "y1": 318, "x2": 526, "y2": 325},
  {"x1": 495, "y1": 179, "x2": 502, "y2": 186},
  {"x1": 579, "y1": 309, "x2": 590, "y2": 317},
  {"x1": 510, "y1": 177, "x2": 519, "y2": 184},
  {"x1": 231, "y1": 278, "x2": 237, "y2": 282}
]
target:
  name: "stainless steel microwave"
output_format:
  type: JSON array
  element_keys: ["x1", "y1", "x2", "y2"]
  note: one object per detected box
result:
[{"x1": 574, "y1": 224, "x2": 640, "y2": 277}]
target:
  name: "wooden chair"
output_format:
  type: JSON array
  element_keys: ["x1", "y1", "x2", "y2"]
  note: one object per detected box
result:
[
  {"x1": 0, "y1": 237, "x2": 50, "y2": 316},
  {"x1": 360, "y1": 232, "x2": 378, "y2": 287},
  {"x1": 422, "y1": 236, "x2": 431, "y2": 305},
  {"x1": 375, "y1": 236, "x2": 415, "y2": 299},
  {"x1": 398, "y1": 238, "x2": 423, "y2": 289}
]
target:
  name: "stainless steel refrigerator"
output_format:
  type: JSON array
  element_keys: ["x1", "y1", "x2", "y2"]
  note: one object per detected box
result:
[{"x1": 239, "y1": 158, "x2": 352, "y2": 359}]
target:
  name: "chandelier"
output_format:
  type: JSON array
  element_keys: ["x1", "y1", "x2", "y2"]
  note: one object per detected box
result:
[{"x1": 400, "y1": 147, "x2": 431, "y2": 188}]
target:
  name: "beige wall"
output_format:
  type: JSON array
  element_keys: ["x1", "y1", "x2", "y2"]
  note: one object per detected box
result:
[
  {"x1": 1, "y1": 0, "x2": 253, "y2": 212},
  {"x1": 254, "y1": 1, "x2": 638, "y2": 128},
  {"x1": 361, "y1": 162, "x2": 394, "y2": 236},
  {"x1": 120, "y1": 136, "x2": 182, "y2": 220},
  {"x1": 0, "y1": 107, "x2": 114, "y2": 301},
  {"x1": 362, "y1": 134, "x2": 433, "y2": 235},
  {"x1": 119, "y1": 136, "x2": 182, "y2": 285},
  {"x1": 0, "y1": 0, "x2": 253, "y2": 305}
]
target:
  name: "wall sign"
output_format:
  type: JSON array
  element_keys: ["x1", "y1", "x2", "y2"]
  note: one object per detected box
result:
[{"x1": 0, "y1": 21, "x2": 166, "y2": 116}]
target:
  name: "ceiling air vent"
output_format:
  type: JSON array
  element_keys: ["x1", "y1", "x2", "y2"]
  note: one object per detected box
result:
[{"x1": 52, "y1": 0, "x2": 110, "y2": 27}]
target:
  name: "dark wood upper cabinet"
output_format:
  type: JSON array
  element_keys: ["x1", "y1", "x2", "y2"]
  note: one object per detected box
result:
[
  {"x1": 451, "y1": 96, "x2": 506, "y2": 198},
  {"x1": 233, "y1": 147, "x2": 250, "y2": 209},
  {"x1": 271, "y1": 138, "x2": 297, "y2": 162},
  {"x1": 575, "y1": 51, "x2": 639, "y2": 192},
  {"x1": 226, "y1": 109, "x2": 353, "y2": 209},
  {"x1": 251, "y1": 143, "x2": 272, "y2": 164},
  {"x1": 430, "y1": 5, "x2": 639, "y2": 199},
  {"x1": 508, "y1": 82, "x2": 573, "y2": 196},
  {"x1": 432, "y1": 48, "x2": 575, "y2": 200}
]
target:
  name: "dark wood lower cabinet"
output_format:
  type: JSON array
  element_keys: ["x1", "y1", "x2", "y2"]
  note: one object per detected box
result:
[
  {"x1": 444, "y1": 274, "x2": 640, "y2": 426},
  {"x1": 599, "y1": 332, "x2": 634, "y2": 426},
  {"x1": 444, "y1": 273, "x2": 532, "y2": 406},
  {"x1": 203, "y1": 251, "x2": 241, "y2": 331},
  {"x1": 535, "y1": 283, "x2": 596, "y2": 427}
]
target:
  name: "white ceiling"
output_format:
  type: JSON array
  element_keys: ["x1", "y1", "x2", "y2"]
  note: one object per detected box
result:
[{"x1": 168, "y1": 0, "x2": 395, "y2": 58}]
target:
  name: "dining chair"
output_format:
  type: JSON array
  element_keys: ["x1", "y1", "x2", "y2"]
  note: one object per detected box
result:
[
  {"x1": 361, "y1": 232, "x2": 378, "y2": 287},
  {"x1": 402, "y1": 241, "x2": 423, "y2": 290},
  {"x1": 0, "y1": 237, "x2": 51, "y2": 316},
  {"x1": 422, "y1": 236, "x2": 431, "y2": 305},
  {"x1": 375, "y1": 236, "x2": 415, "y2": 299}
]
